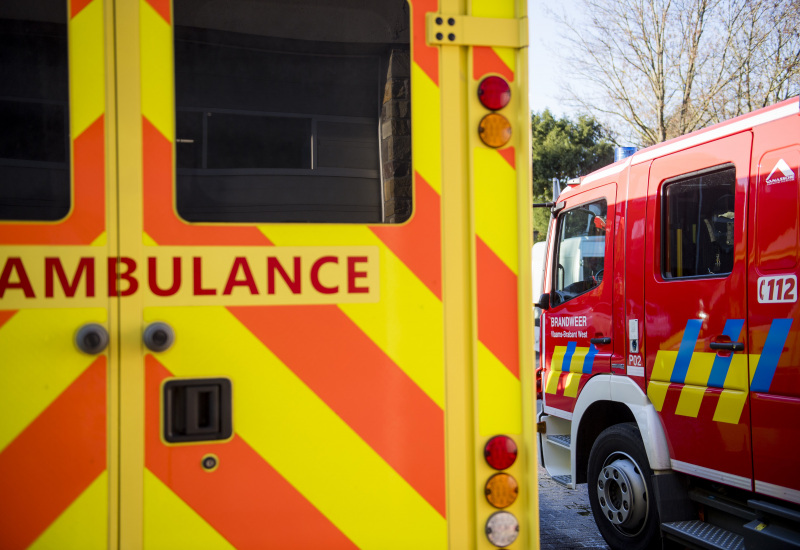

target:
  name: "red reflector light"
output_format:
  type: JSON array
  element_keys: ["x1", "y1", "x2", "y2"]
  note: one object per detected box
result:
[
  {"x1": 484, "y1": 435, "x2": 517, "y2": 470},
  {"x1": 478, "y1": 76, "x2": 511, "y2": 111}
]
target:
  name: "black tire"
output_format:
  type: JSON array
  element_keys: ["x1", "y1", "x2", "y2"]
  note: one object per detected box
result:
[{"x1": 587, "y1": 423, "x2": 661, "y2": 550}]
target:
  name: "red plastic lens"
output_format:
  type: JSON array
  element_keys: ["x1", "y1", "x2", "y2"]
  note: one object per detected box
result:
[
  {"x1": 484, "y1": 435, "x2": 517, "y2": 470},
  {"x1": 478, "y1": 76, "x2": 511, "y2": 110}
]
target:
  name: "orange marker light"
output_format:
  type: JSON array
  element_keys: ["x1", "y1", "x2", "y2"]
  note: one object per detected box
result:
[
  {"x1": 485, "y1": 473, "x2": 519, "y2": 508},
  {"x1": 478, "y1": 113, "x2": 512, "y2": 148}
]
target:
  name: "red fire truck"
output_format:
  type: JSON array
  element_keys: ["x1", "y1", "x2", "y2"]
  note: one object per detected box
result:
[{"x1": 535, "y1": 97, "x2": 800, "y2": 549}]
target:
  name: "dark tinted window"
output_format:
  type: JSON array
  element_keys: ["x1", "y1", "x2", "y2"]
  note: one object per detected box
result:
[
  {"x1": 174, "y1": 0, "x2": 411, "y2": 224},
  {"x1": 0, "y1": 6, "x2": 70, "y2": 221},
  {"x1": 662, "y1": 166, "x2": 736, "y2": 278}
]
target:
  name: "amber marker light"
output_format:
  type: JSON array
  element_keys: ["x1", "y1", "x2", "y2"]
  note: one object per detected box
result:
[
  {"x1": 484, "y1": 435, "x2": 517, "y2": 470},
  {"x1": 478, "y1": 113, "x2": 512, "y2": 148},
  {"x1": 485, "y1": 473, "x2": 519, "y2": 508},
  {"x1": 478, "y1": 76, "x2": 511, "y2": 110}
]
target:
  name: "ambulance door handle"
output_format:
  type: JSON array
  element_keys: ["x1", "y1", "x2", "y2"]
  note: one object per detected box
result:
[
  {"x1": 75, "y1": 323, "x2": 109, "y2": 354},
  {"x1": 590, "y1": 337, "x2": 611, "y2": 345},
  {"x1": 710, "y1": 342, "x2": 744, "y2": 352},
  {"x1": 144, "y1": 322, "x2": 175, "y2": 352}
]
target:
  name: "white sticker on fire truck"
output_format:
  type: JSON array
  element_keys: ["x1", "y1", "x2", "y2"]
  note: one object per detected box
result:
[
  {"x1": 765, "y1": 159, "x2": 796, "y2": 185},
  {"x1": 757, "y1": 275, "x2": 797, "y2": 303},
  {"x1": 627, "y1": 354, "x2": 644, "y2": 377}
]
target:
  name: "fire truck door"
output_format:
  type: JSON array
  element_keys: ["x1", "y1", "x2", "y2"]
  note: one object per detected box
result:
[
  {"x1": 748, "y1": 141, "x2": 800, "y2": 504},
  {"x1": 542, "y1": 183, "x2": 615, "y2": 415},
  {"x1": 644, "y1": 132, "x2": 753, "y2": 491},
  {"x1": 0, "y1": 1, "x2": 115, "y2": 547}
]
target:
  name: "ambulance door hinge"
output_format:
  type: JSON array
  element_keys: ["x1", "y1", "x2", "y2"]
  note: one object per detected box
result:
[{"x1": 426, "y1": 13, "x2": 529, "y2": 48}]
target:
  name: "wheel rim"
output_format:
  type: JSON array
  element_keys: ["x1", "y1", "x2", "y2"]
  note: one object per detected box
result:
[{"x1": 595, "y1": 451, "x2": 649, "y2": 537}]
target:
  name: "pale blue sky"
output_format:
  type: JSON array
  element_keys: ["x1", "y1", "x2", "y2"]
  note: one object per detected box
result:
[{"x1": 528, "y1": 0, "x2": 584, "y2": 117}]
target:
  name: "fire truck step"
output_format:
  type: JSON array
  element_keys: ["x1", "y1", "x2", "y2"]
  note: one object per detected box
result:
[
  {"x1": 552, "y1": 475, "x2": 572, "y2": 487},
  {"x1": 661, "y1": 520, "x2": 744, "y2": 550},
  {"x1": 545, "y1": 434, "x2": 571, "y2": 449}
]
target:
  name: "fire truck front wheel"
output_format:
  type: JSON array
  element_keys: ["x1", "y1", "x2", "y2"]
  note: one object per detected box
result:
[{"x1": 587, "y1": 423, "x2": 660, "y2": 550}]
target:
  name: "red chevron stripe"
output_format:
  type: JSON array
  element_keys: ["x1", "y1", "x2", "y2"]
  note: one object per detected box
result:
[
  {"x1": 473, "y1": 46, "x2": 514, "y2": 82},
  {"x1": 145, "y1": 356, "x2": 357, "y2": 549},
  {"x1": 498, "y1": 146, "x2": 516, "y2": 169},
  {"x1": 0, "y1": 310, "x2": 17, "y2": 329},
  {"x1": 476, "y1": 237, "x2": 519, "y2": 378},
  {"x1": 143, "y1": 0, "x2": 171, "y2": 23},
  {"x1": 0, "y1": 116, "x2": 105, "y2": 245},
  {"x1": 371, "y1": 173, "x2": 442, "y2": 299},
  {"x1": 411, "y1": 0, "x2": 440, "y2": 85},
  {"x1": 70, "y1": 0, "x2": 94, "y2": 18},
  {"x1": 142, "y1": 118, "x2": 270, "y2": 246},
  {"x1": 0, "y1": 357, "x2": 106, "y2": 550},
  {"x1": 228, "y1": 305, "x2": 447, "y2": 517}
]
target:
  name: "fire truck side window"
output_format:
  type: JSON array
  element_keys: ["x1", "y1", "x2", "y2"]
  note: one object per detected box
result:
[
  {"x1": 662, "y1": 166, "x2": 735, "y2": 279},
  {"x1": 0, "y1": 4, "x2": 70, "y2": 221},
  {"x1": 173, "y1": 0, "x2": 411, "y2": 224},
  {"x1": 551, "y1": 199, "x2": 607, "y2": 306}
]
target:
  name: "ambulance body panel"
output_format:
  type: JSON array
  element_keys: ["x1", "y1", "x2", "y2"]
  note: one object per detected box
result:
[{"x1": 0, "y1": 1, "x2": 536, "y2": 549}]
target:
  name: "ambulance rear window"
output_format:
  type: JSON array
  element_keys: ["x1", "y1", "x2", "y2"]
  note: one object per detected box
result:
[
  {"x1": 0, "y1": 7, "x2": 70, "y2": 221},
  {"x1": 173, "y1": 0, "x2": 411, "y2": 224},
  {"x1": 662, "y1": 166, "x2": 735, "y2": 279}
]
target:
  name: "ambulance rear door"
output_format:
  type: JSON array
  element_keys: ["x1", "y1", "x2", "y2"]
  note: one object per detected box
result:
[{"x1": 0, "y1": 1, "x2": 116, "y2": 547}]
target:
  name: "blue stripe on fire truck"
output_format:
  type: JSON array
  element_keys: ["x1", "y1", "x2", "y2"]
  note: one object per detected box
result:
[
  {"x1": 561, "y1": 341, "x2": 577, "y2": 372},
  {"x1": 583, "y1": 344, "x2": 598, "y2": 374},
  {"x1": 671, "y1": 319, "x2": 703, "y2": 384},
  {"x1": 750, "y1": 319, "x2": 793, "y2": 393},
  {"x1": 708, "y1": 319, "x2": 745, "y2": 388}
]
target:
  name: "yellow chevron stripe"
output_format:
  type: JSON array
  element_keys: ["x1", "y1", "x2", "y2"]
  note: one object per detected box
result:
[
  {"x1": 684, "y1": 352, "x2": 715, "y2": 386},
  {"x1": 675, "y1": 385, "x2": 705, "y2": 418},
  {"x1": 0, "y1": 308, "x2": 106, "y2": 451},
  {"x1": 411, "y1": 62, "x2": 442, "y2": 194},
  {"x1": 140, "y1": 0, "x2": 174, "y2": 141},
  {"x1": 652, "y1": 350, "x2": 678, "y2": 382},
  {"x1": 550, "y1": 345, "x2": 567, "y2": 372},
  {"x1": 144, "y1": 469, "x2": 234, "y2": 550},
  {"x1": 477, "y1": 342, "x2": 521, "y2": 436},
  {"x1": 258, "y1": 225, "x2": 445, "y2": 408},
  {"x1": 90, "y1": 232, "x2": 107, "y2": 247},
  {"x1": 647, "y1": 381, "x2": 670, "y2": 412},
  {"x1": 145, "y1": 306, "x2": 447, "y2": 549},
  {"x1": 29, "y1": 471, "x2": 108, "y2": 550},
  {"x1": 725, "y1": 354, "x2": 749, "y2": 391},
  {"x1": 474, "y1": 147, "x2": 518, "y2": 274},
  {"x1": 69, "y1": 0, "x2": 105, "y2": 139},
  {"x1": 491, "y1": 46, "x2": 516, "y2": 76},
  {"x1": 564, "y1": 372, "x2": 581, "y2": 398},
  {"x1": 545, "y1": 369, "x2": 560, "y2": 395},
  {"x1": 569, "y1": 346, "x2": 591, "y2": 373},
  {"x1": 713, "y1": 390, "x2": 748, "y2": 424}
]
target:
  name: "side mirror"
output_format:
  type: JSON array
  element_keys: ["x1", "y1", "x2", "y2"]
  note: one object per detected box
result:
[{"x1": 535, "y1": 292, "x2": 550, "y2": 310}]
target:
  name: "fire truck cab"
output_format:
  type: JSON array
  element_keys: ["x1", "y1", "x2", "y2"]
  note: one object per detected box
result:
[{"x1": 536, "y1": 97, "x2": 800, "y2": 550}]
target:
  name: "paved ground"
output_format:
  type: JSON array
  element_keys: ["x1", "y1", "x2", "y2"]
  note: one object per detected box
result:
[{"x1": 538, "y1": 466, "x2": 610, "y2": 549}]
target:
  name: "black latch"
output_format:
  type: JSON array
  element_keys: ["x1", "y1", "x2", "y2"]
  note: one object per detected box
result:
[{"x1": 163, "y1": 378, "x2": 232, "y2": 443}]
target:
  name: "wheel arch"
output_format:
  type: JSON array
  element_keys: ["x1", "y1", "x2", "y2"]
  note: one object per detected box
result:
[{"x1": 571, "y1": 375, "x2": 671, "y2": 484}]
